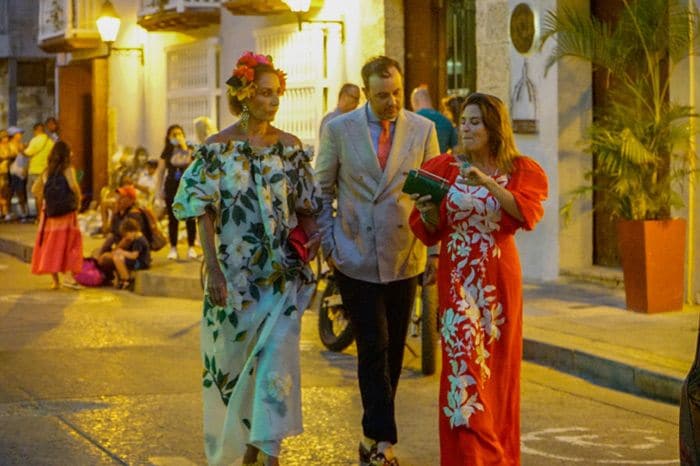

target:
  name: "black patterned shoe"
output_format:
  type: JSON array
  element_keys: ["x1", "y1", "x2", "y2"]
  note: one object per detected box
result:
[
  {"x1": 369, "y1": 451, "x2": 399, "y2": 466},
  {"x1": 359, "y1": 441, "x2": 375, "y2": 466}
]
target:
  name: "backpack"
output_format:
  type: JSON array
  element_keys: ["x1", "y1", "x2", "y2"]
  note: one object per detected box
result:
[
  {"x1": 44, "y1": 173, "x2": 77, "y2": 217},
  {"x1": 138, "y1": 207, "x2": 168, "y2": 251},
  {"x1": 72, "y1": 258, "x2": 105, "y2": 286}
]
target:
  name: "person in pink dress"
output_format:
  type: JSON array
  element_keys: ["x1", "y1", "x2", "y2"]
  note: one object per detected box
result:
[
  {"x1": 409, "y1": 92, "x2": 548, "y2": 466},
  {"x1": 31, "y1": 140, "x2": 83, "y2": 289}
]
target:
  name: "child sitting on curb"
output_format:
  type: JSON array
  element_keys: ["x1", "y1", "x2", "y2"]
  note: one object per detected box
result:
[{"x1": 111, "y1": 218, "x2": 151, "y2": 290}]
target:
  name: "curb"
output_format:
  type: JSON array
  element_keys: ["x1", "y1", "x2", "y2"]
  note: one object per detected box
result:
[
  {"x1": 523, "y1": 337, "x2": 682, "y2": 404},
  {"x1": 0, "y1": 236, "x2": 33, "y2": 263},
  {"x1": 0, "y1": 233, "x2": 204, "y2": 300},
  {"x1": 134, "y1": 269, "x2": 203, "y2": 301}
]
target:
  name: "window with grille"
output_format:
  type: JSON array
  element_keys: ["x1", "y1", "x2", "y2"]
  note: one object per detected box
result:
[
  {"x1": 166, "y1": 38, "x2": 220, "y2": 141},
  {"x1": 254, "y1": 23, "x2": 341, "y2": 146}
]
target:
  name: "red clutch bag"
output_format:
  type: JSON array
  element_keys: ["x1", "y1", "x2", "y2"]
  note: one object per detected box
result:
[{"x1": 288, "y1": 225, "x2": 309, "y2": 263}]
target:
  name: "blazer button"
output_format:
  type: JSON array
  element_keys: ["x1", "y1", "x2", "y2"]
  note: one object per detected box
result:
[
  {"x1": 397, "y1": 224, "x2": 404, "y2": 229},
  {"x1": 366, "y1": 226, "x2": 372, "y2": 232}
]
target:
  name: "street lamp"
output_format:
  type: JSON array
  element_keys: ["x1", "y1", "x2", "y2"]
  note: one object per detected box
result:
[
  {"x1": 282, "y1": 0, "x2": 344, "y2": 42},
  {"x1": 96, "y1": 0, "x2": 144, "y2": 65}
]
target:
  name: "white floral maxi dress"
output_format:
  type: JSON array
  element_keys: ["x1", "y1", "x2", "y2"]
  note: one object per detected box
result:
[{"x1": 173, "y1": 140, "x2": 321, "y2": 465}]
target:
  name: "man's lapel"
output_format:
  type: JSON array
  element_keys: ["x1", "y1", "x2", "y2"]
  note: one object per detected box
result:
[{"x1": 344, "y1": 109, "x2": 383, "y2": 185}]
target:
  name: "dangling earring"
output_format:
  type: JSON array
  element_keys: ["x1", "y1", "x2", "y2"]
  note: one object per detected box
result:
[{"x1": 240, "y1": 104, "x2": 250, "y2": 131}]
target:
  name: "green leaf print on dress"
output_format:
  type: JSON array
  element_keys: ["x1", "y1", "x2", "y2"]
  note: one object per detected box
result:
[{"x1": 172, "y1": 140, "x2": 320, "y2": 465}]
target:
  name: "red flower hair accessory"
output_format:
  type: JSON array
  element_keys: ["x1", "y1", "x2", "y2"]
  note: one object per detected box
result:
[{"x1": 226, "y1": 51, "x2": 287, "y2": 101}]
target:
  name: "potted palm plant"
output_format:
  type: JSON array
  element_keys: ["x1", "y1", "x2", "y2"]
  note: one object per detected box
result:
[{"x1": 541, "y1": 0, "x2": 699, "y2": 312}]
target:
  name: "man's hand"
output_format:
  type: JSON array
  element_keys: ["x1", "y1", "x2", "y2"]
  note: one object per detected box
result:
[{"x1": 423, "y1": 256, "x2": 438, "y2": 286}]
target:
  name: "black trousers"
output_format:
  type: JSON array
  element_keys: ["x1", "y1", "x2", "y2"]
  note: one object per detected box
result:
[
  {"x1": 335, "y1": 270, "x2": 419, "y2": 444},
  {"x1": 164, "y1": 179, "x2": 196, "y2": 247}
]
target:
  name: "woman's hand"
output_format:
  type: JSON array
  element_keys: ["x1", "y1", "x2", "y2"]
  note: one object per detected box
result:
[
  {"x1": 297, "y1": 214, "x2": 321, "y2": 261},
  {"x1": 423, "y1": 255, "x2": 439, "y2": 286},
  {"x1": 411, "y1": 193, "x2": 439, "y2": 227},
  {"x1": 452, "y1": 162, "x2": 490, "y2": 186},
  {"x1": 207, "y1": 265, "x2": 228, "y2": 307}
]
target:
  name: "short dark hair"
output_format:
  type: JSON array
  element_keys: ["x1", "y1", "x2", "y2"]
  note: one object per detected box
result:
[
  {"x1": 119, "y1": 218, "x2": 141, "y2": 235},
  {"x1": 338, "y1": 83, "x2": 359, "y2": 99},
  {"x1": 33, "y1": 122, "x2": 44, "y2": 131},
  {"x1": 361, "y1": 56, "x2": 402, "y2": 90}
]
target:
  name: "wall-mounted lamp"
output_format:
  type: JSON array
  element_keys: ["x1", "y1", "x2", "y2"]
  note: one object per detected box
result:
[
  {"x1": 96, "y1": 0, "x2": 144, "y2": 65},
  {"x1": 282, "y1": 0, "x2": 344, "y2": 42}
]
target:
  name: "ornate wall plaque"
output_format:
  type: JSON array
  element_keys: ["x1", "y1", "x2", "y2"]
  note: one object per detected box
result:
[{"x1": 510, "y1": 3, "x2": 535, "y2": 55}]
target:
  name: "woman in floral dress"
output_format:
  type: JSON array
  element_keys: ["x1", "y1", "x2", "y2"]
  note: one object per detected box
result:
[
  {"x1": 173, "y1": 52, "x2": 321, "y2": 466},
  {"x1": 409, "y1": 93, "x2": 548, "y2": 466}
]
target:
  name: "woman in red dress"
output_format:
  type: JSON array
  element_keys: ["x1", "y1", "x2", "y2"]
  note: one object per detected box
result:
[
  {"x1": 409, "y1": 93, "x2": 547, "y2": 466},
  {"x1": 31, "y1": 140, "x2": 83, "y2": 289}
]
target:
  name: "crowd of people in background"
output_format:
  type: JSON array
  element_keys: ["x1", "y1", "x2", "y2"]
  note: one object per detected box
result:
[
  {"x1": 0, "y1": 118, "x2": 58, "y2": 222},
  {"x1": 0, "y1": 114, "x2": 220, "y2": 291}
]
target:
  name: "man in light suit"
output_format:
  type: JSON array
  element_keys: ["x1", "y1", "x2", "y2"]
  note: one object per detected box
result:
[{"x1": 315, "y1": 56, "x2": 439, "y2": 466}]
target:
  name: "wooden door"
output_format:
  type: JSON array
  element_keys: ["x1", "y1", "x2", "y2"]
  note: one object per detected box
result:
[
  {"x1": 404, "y1": 0, "x2": 447, "y2": 109},
  {"x1": 57, "y1": 59, "x2": 109, "y2": 206},
  {"x1": 58, "y1": 62, "x2": 93, "y2": 205}
]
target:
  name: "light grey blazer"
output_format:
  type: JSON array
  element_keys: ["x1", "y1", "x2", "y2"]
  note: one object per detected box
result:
[{"x1": 315, "y1": 105, "x2": 440, "y2": 283}]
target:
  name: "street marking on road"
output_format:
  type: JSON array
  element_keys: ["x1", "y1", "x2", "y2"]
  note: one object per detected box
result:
[
  {"x1": 521, "y1": 427, "x2": 677, "y2": 464},
  {"x1": 148, "y1": 457, "x2": 198, "y2": 466}
]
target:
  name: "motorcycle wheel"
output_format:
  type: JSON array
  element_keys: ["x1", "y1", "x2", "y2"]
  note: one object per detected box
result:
[
  {"x1": 318, "y1": 275, "x2": 354, "y2": 352},
  {"x1": 420, "y1": 283, "x2": 438, "y2": 375}
]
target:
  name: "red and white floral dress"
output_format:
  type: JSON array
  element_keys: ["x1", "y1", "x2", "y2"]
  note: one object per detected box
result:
[{"x1": 410, "y1": 154, "x2": 547, "y2": 466}]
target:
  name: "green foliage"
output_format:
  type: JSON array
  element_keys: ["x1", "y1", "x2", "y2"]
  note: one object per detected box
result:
[{"x1": 542, "y1": 0, "x2": 700, "y2": 220}]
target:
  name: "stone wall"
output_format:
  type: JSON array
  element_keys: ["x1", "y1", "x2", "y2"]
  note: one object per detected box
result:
[
  {"x1": 360, "y1": 0, "x2": 387, "y2": 62},
  {"x1": 5, "y1": 0, "x2": 49, "y2": 57},
  {"x1": 15, "y1": 85, "x2": 55, "y2": 133},
  {"x1": 384, "y1": 0, "x2": 405, "y2": 69},
  {"x1": 0, "y1": 60, "x2": 54, "y2": 131},
  {"x1": 476, "y1": 0, "x2": 511, "y2": 99}
]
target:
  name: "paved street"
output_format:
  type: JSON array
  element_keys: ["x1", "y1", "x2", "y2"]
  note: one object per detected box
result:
[{"x1": 0, "y1": 251, "x2": 680, "y2": 465}]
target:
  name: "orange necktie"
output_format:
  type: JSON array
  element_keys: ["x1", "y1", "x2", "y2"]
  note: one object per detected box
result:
[{"x1": 377, "y1": 120, "x2": 391, "y2": 170}]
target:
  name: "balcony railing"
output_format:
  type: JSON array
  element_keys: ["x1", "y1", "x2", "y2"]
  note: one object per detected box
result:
[
  {"x1": 223, "y1": 0, "x2": 321, "y2": 16},
  {"x1": 37, "y1": 0, "x2": 102, "y2": 52},
  {"x1": 138, "y1": 0, "x2": 221, "y2": 31}
]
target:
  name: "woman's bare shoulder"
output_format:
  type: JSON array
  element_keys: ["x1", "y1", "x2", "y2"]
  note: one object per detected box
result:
[
  {"x1": 205, "y1": 124, "x2": 241, "y2": 144},
  {"x1": 274, "y1": 129, "x2": 302, "y2": 148}
]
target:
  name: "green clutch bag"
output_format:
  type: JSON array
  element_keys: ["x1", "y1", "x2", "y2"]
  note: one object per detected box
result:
[{"x1": 402, "y1": 168, "x2": 450, "y2": 202}]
